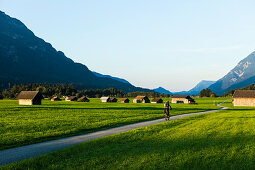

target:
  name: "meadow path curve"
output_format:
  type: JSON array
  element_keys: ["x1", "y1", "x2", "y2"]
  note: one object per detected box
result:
[{"x1": 0, "y1": 104, "x2": 229, "y2": 166}]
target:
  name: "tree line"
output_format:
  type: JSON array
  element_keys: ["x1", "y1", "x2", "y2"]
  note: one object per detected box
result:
[
  {"x1": 199, "y1": 84, "x2": 255, "y2": 98},
  {"x1": 0, "y1": 83, "x2": 170, "y2": 99},
  {"x1": 199, "y1": 88, "x2": 217, "y2": 97},
  {"x1": 223, "y1": 84, "x2": 255, "y2": 97}
]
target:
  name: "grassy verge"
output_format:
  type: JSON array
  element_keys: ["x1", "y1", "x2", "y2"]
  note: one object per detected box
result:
[
  {"x1": 3, "y1": 99, "x2": 255, "y2": 169},
  {"x1": 0, "y1": 97, "x2": 226, "y2": 150}
]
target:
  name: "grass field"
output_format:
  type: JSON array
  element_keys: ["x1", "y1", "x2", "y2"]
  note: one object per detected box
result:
[
  {"x1": 3, "y1": 99, "x2": 255, "y2": 169},
  {"x1": 0, "y1": 98, "x2": 225, "y2": 150}
]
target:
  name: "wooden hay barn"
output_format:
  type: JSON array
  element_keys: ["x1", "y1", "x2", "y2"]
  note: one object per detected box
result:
[
  {"x1": 120, "y1": 98, "x2": 130, "y2": 103},
  {"x1": 100, "y1": 97, "x2": 117, "y2": 103},
  {"x1": 109, "y1": 97, "x2": 117, "y2": 102},
  {"x1": 65, "y1": 96, "x2": 78, "y2": 101},
  {"x1": 151, "y1": 98, "x2": 163, "y2": 104},
  {"x1": 233, "y1": 90, "x2": 255, "y2": 106},
  {"x1": 51, "y1": 97, "x2": 61, "y2": 101},
  {"x1": 171, "y1": 95, "x2": 196, "y2": 104},
  {"x1": 133, "y1": 96, "x2": 150, "y2": 103},
  {"x1": 17, "y1": 91, "x2": 43, "y2": 105},
  {"x1": 79, "y1": 96, "x2": 90, "y2": 102},
  {"x1": 100, "y1": 97, "x2": 110, "y2": 102}
]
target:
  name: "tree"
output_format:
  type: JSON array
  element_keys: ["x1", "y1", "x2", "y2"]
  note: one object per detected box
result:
[{"x1": 200, "y1": 88, "x2": 213, "y2": 97}]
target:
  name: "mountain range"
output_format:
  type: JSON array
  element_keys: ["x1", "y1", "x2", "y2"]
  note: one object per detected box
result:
[
  {"x1": 0, "y1": 11, "x2": 151, "y2": 92},
  {"x1": 154, "y1": 51, "x2": 255, "y2": 95},
  {"x1": 186, "y1": 80, "x2": 216, "y2": 95},
  {"x1": 153, "y1": 80, "x2": 215, "y2": 95},
  {"x1": 153, "y1": 87, "x2": 172, "y2": 95},
  {"x1": 92, "y1": 72, "x2": 131, "y2": 85},
  {"x1": 209, "y1": 51, "x2": 255, "y2": 94},
  {"x1": 1, "y1": 10, "x2": 255, "y2": 95},
  {"x1": 169, "y1": 80, "x2": 215, "y2": 95}
]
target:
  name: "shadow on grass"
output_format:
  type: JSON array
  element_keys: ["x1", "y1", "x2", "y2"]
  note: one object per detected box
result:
[
  {"x1": 0, "y1": 107, "x2": 217, "y2": 150},
  {"x1": 0, "y1": 105, "x2": 224, "y2": 151},
  {"x1": 5, "y1": 126, "x2": 255, "y2": 169},
  {"x1": 0, "y1": 114, "x2": 164, "y2": 150}
]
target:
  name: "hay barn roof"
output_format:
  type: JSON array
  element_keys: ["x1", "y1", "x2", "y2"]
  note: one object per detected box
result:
[
  {"x1": 66, "y1": 96, "x2": 77, "y2": 100},
  {"x1": 151, "y1": 98, "x2": 162, "y2": 102},
  {"x1": 120, "y1": 98, "x2": 129, "y2": 102},
  {"x1": 233, "y1": 90, "x2": 255, "y2": 98},
  {"x1": 51, "y1": 97, "x2": 60, "y2": 100},
  {"x1": 134, "y1": 96, "x2": 146, "y2": 100},
  {"x1": 172, "y1": 95, "x2": 190, "y2": 98},
  {"x1": 17, "y1": 91, "x2": 42, "y2": 100},
  {"x1": 80, "y1": 96, "x2": 88, "y2": 100},
  {"x1": 100, "y1": 97, "x2": 110, "y2": 100}
]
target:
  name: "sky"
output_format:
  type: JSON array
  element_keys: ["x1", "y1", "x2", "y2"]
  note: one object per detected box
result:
[{"x1": 1, "y1": 0, "x2": 255, "y2": 92}]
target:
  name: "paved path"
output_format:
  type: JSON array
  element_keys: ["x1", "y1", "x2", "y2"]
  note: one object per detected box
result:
[{"x1": 0, "y1": 105, "x2": 228, "y2": 166}]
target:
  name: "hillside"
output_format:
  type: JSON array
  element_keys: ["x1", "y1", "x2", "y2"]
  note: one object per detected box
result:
[
  {"x1": 0, "y1": 11, "x2": 151, "y2": 92},
  {"x1": 153, "y1": 87, "x2": 172, "y2": 95},
  {"x1": 188, "y1": 80, "x2": 216, "y2": 94},
  {"x1": 209, "y1": 51, "x2": 255, "y2": 94},
  {"x1": 92, "y1": 72, "x2": 131, "y2": 85},
  {"x1": 173, "y1": 80, "x2": 215, "y2": 95}
]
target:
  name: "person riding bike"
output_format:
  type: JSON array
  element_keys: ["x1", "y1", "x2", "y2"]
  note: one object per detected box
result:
[{"x1": 164, "y1": 101, "x2": 172, "y2": 121}]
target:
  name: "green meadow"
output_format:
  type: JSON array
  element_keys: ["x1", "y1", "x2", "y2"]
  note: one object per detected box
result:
[
  {"x1": 3, "y1": 100, "x2": 255, "y2": 169},
  {"x1": 0, "y1": 98, "x2": 225, "y2": 150}
]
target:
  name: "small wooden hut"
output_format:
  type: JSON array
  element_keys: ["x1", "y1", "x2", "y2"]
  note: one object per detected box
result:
[
  {"x1": 79, "y1": 96, "x2": 90, "y2": 102},
  {"x1": 171, "y1": 95, "x2": 196, "y2": 104},
  {"x1": 65, "y1": 96, "x2": 78, "y2": 101},
  {"x1": 233, "y1": 90, "x2": 255, "y2": 106},
  {"x1": 17, "y1": 91, "x2": 43, "y2": 105},
  {"x1": 100, "y1": 97, "x2": 110, "y2": 102},
  {"x1": 100, "y1": 97, "x2": 117, "y2": 102},
  {"x1": 120, "y1": 98, "x2": 130, "y2": 103},
  {"x1": 151, "y1": 98, "x2": 163, "y2": 104},
  {"x1": 51, "y1": 97, "x2": 61, "y2": 101},
  {"x1": 109, "y1": 97, "x2": 117, "y2": 102},
  {"x1": 133, "y1": 96, "x2": 150, "y2": 103}
]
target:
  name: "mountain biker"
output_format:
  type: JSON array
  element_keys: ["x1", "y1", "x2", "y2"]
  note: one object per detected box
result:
[{"x1": 164, "y1": 101, "x2": 172, "y2": 121}]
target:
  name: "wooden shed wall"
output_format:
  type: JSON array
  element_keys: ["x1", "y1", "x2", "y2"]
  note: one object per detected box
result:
[
  {"x1": 19, "y1": 99, "x2": 33, "y2": 105},
  {"x1": 171, "y1": 98, "x2": 189, "y2": 104},
  {"x1": 233, "y1": 98, "x2": 255, "y2": 106},
  {"x1": 101, "y1": 99, "x2": 109, "y2": 103}
]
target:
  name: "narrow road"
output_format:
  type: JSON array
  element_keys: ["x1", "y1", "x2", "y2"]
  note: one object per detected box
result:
[{"x1": 0, "y1": 105, "x2": 228, "y2": 166}]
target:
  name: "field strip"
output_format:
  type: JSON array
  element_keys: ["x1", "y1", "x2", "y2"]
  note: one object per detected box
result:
[{"x1": 0, "y1": 105, "x2": 228, "y2": 166}]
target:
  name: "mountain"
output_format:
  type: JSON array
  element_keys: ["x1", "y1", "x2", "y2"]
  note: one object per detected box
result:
[
  {"x1": 0, "y1": 11, "x2": 152, "y2": 92},
  {"x1": 209, "y1": 51, "x2": 255, "y2": 94},
  {"x1": 92, "y1": 72, "x2": 131, "y2": 85},
  {"x1": 153, "y1": 87, "x2": 172, "y2": 95},
  {"x1": 173, "y1": 80, "x2": 215, "y2": 95},
  {"x1": 188, "y1": 80, "x2": 216, "y2": 94}
]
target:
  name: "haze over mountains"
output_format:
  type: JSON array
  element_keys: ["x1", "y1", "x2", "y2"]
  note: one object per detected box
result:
[
  {"x1": 174, "y1": 80, "x2": 216, "y2": 95},
  {"x1": 0, "y1": 11, "x2": 152, "y2": 92},
  {"x1": 154, "y1": 51, "x2": 255, "y2": 96},
  {"x1": 156, "y1": 51, "x2": 255, "y2": 95},
  {"x1": 154, "y1": 80, "x2": 216, "y2": 95},
  {"x1": 158, "y1": 51, "x2": 255, "y2": 95},
  {"x1": 155, "y1": 52, "x2": 255, "y2": 95}
]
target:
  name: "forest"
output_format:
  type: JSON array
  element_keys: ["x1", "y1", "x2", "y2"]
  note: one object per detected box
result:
[{"x1": 0, "y1": 83, "x2": 170, "y2": 99}]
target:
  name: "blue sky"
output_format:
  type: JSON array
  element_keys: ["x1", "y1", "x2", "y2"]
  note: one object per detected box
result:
[{"x1": 1, "y1": 0, "x2": 255, "y2": 91}]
